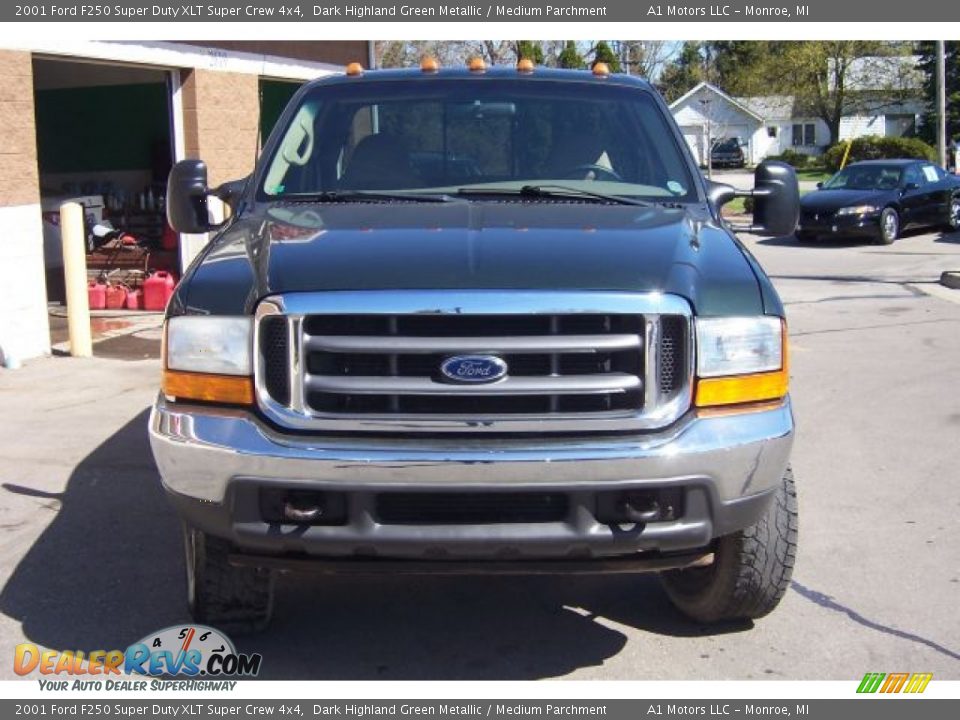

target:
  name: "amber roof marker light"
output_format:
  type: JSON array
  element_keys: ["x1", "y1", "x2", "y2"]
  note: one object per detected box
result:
[
  {"x1": 592, "y1": 62, "x2": 611, "y2": 78},
  {"x1": 420, "y1": 57, "x2": 440, "y2": 73},
  {"x1": 468, "y1": 57, "x2": 487, "y2": 73},
  {"x1": 345, "y1": 62, "x2": 364, "y2": 76},
  {"x1": 516, "y1": 58, "x2": 535, "y2": 74}
]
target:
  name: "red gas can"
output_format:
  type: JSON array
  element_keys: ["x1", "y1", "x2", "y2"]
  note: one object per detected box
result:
[
  {"x1": 105, "y1": 283, "x2": 127, "y2": 310},
  {"x1": 143, "y1": 271, "x2": 176, "y2": 311},
  {"x1": 87, "y1": 280, "x2": 106, "y2": 310},
  {"x1": 125, "y1": 289, "x2": 142, "y2": 310}
]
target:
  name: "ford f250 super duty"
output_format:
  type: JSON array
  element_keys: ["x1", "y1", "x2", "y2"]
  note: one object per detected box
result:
[{"x1": 149, "y1": 61, "x2": 801, "y2": 632}]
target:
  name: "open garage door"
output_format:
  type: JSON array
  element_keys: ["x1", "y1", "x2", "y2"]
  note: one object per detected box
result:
[{"x1": 32, "y1": 57, "x2": 178, "y2": 303}]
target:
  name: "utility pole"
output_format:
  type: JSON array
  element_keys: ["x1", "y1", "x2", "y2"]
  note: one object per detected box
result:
[{"x1": 936, "y1": 40, "x2": 947, "y2": 169}]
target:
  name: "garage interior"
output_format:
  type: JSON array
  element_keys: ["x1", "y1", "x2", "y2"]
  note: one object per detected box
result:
[{"x1": 32, "y1": 57, "x2": 179, "y2": 305}]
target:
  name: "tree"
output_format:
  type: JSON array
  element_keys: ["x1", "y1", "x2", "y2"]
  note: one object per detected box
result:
[
  {"x1": 688, "y1": 41, "x2": 917, "y2": 145},
  {"x1": 917, "y1": 41, "x2": 960, "y2": 147},
  {"x1": 591, "y1": 41, "x2": 621, "y2": 72},
  {"x1": 611, "y1": 41, "x2": 678, "y2": 79},
  {"x1": 657, "y1": 42, "x2": 706, "y2": 102},
  {"x1": 514, "y1": 41, "x2": 544, "y2": 65},
  {"x1": 557, "y1": 41, "x2": 585, "y2": 69}
]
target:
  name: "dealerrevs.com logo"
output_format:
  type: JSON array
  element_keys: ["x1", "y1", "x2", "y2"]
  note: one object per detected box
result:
[{"x1": 14, "y1": 625, "x2": 262, "y2": 686}]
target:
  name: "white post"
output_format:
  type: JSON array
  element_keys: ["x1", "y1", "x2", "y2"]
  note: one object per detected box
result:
[{"x1": 60, "y1": 202, "x2": 93, "y2": 358}]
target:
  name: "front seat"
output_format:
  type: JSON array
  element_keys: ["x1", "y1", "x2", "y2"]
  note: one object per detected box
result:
[{"x1": 340, "y1": 133, "x2": 418, "y2": 190}]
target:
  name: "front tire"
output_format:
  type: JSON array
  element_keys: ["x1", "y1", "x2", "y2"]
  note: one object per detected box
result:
[
  {"x1": 878, "y1": 207, "x2": 899, "y2": 244},
  {"x1": 660, "y1": 466, "x2": 798, "y2": 623},
  {"x1": 184, "y1": 525, "x2": 275, "y2": 634}
]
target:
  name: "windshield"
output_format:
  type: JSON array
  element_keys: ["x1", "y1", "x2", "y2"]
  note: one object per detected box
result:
[
  {"x1": 822, "y1": 165, "x2": 901, "y2": 191},
  {"x1": 713, "y1": 138, "x2": 740, "y2": 151},
  {"x1": 260, "y1": 78, "x2": 697, "y2": 202}
]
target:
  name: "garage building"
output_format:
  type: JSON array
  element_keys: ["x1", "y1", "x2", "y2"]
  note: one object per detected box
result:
[{"x1": 0, "y1": 40, "x2": 371, "y2": 364}]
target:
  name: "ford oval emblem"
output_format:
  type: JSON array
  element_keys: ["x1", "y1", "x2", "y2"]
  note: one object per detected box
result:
[{"x1": 439, "y1": 355, "x2": 508, "y2": 384}]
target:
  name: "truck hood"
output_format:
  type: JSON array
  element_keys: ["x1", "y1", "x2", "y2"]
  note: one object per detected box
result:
[{"x1": 178, "y1": 201, "x2": 768, "y2": 317}]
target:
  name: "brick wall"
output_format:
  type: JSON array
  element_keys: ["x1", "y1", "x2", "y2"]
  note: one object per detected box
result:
[
  {"x1": 0, "y1": 50, "x2": 40, "y2": 207},
  {"x1": 0, "y1": 50, "x2": 50, "y2": 363},
  {"x1": 181, "y1": 69, "x2": 260, "y2": 187}
]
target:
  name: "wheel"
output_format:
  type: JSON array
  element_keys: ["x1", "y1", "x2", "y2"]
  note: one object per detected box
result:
[
  {"x1": 183, "y1": 525, "x2": 274, "y2": 634},
  {"x1": 660, "y1": 466, "x2": 798, "y2": 623},
  {"x1": 878, "y1": 207, "x2": 899, "y2": 244},
  {"x1": 945, "y1": 195, "x2": 960, "y2": 232}
]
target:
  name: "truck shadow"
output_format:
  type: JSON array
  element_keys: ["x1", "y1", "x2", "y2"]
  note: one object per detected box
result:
[{"x1": 0, "y1": 410, "x2": 749, "y2": 680}]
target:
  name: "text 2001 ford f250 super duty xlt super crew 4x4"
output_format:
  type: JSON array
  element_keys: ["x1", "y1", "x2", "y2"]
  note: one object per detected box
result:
[{"x1": 149, "y1": 62, "x2": 801, "y2": 632}]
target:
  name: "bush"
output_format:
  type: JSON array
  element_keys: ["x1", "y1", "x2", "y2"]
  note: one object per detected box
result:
[
  {"x1": 822, "y1": 135, "x2": 937, "y2": 173},
  {"x1": 766, "y1": 148, "x2": 811, "y2": 169}
]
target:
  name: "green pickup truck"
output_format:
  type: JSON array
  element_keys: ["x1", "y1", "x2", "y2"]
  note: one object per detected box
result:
[{"x1": 150, "y1": 62, "x2": 800, "y2": 632}]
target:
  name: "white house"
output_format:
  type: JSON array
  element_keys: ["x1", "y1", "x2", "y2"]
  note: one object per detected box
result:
[{"x1": 669, "y1": 77, "x2": 926, "y2": 166}]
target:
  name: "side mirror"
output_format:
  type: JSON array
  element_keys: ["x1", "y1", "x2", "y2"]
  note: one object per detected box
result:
[
  {"x1": 167, "y1": 159, "x2": 219, "y2": 234},
  {"x1": 816, "y1": 181, "x2": 823, "y2": 189},
  {"x1": 750, "y1": 160, "x2": 800, "y2": 236},
  {"x1": 903, "y1": 182, "x2": 919, "y2": 192}
]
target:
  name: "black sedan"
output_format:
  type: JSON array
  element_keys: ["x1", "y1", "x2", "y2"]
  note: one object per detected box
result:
[{"x1": 797, "y1": 159, "x2": 960, "y2": 244}]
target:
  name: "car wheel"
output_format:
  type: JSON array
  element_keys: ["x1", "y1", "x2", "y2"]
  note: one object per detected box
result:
[
  {"x1": 946, "y1": 195, "x2": 960, "y2": 232},
  {"x1": 184, "y1": 524, "x2": 274, "y2": 634},
  {"x1": 660, "y1": 466, "x2": 798, "y2": 623},
  {"x1": 878, "y1": 207, "x2": 899, "y2": 245}
]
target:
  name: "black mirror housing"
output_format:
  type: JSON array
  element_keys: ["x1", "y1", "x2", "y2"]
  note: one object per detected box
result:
[
  {"x1": 751, "y1": 161, "x2": 800, "y2": 237},
  {"x1": 167, "y1": 159, "x2": 215, "y2": 234}
]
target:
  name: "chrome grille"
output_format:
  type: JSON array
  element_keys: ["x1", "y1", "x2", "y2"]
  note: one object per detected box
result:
[
  {"x1": 301, "y1": 313, "x2": 643, "y2": 416},
  {"x1": 254, "y1": 291, "x2": 693, "y2": 434}
]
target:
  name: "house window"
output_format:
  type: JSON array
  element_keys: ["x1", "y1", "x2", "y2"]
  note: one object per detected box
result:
[
  {"x1": 792, "y1": 123, "x2": 816, "y2": 146},
  {"x1": 767, "y1": 126, "x2": 778, "y2": 138},
  {"x1": 884, "y1": 114, "x2": 916, "y2": 137}
]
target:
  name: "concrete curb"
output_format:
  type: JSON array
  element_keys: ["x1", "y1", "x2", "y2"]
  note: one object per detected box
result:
[{"x1": 941, "y1": 271, "x2": 960, "y2": 290}]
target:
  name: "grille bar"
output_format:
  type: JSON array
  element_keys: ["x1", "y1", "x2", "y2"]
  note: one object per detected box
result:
[
  {"x1": 304, "y1": 333, "x2": 641, "y2": 354},
  {"x1": 305, "y1": 373, "x2": 642, "y2": 396}
]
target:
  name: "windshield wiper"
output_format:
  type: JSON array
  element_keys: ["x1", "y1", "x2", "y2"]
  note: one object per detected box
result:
[
  {"x1": 456, "y1": 185, "x2": 653, "y2": 207},
  {"x1": 279, "y1": 190, "x2": 459, "y2": 203}
]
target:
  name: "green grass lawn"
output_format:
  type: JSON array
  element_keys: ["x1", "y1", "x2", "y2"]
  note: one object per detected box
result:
[{"x1": 796, "y1": 168, "x2": 832, "y2": 183}]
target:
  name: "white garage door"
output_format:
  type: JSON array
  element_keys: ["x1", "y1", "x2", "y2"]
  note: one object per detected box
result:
[{"x1": 680, "y1": 125, "x2": 704, "y2": 165}]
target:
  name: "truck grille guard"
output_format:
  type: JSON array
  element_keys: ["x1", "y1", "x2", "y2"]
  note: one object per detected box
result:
[{"x1": 253, "y1": 291, "x2": 693, "y2": 434}]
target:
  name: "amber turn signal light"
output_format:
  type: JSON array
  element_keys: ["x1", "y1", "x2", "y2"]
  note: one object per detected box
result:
[
  {"x1": 162, "y1": 370, "x2": 255, "y2": 405},
  {"x1": 345, "y1": 62, "x2": 364, "y2": 76},
  {"x1": 468, "y1": 57, "x2": 486, "y2": 72},
  {"x1": 420, "y1": 57, "x2": 439, "y2": 73}
]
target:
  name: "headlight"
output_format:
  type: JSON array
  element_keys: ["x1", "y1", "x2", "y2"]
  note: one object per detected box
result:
[
  {"x1": 835, "y1": 205, "x2": 880, "y2": 216},
  {"x1": 695, "y1": 317, "x2": 788, "y2": 408},
  {"x1": 162, "y1": 316, "x2": 254, "y2": 405},
  {"x1": 696, "y1": 317, "x2": 782, "y2": 377}
]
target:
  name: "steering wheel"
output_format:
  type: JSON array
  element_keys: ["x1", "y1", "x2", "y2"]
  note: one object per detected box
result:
[{"x1": 561, "y1": 164, "x2": 623, "y2": 182}]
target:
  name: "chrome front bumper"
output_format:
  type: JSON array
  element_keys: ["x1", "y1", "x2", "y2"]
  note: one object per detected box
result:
[{"x1": 148, "y1": 397, "x2": 794, "y2": 560}]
